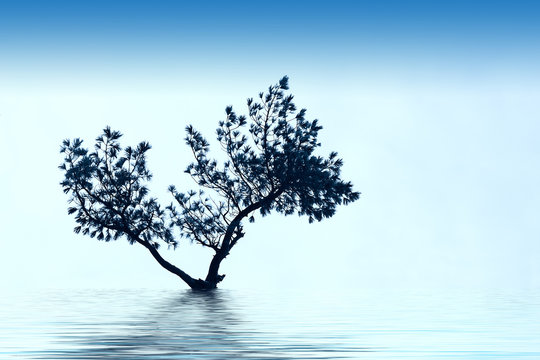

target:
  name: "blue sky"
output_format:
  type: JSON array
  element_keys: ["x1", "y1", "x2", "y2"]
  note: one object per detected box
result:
[
  {"x1": 1, "y1": 0, "x2": 539, "y2": 290},
  {"x1": 2, "y1": 0, "x2": 540, "y2": 72}
]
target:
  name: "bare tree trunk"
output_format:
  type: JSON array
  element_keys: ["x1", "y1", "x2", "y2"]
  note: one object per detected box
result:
[
  {"x1": 205, "y1": 251, "x2": 226, "y2": 286},
  {"x1": 137, "y1": 238, "x2": 215, "y2": 290}
]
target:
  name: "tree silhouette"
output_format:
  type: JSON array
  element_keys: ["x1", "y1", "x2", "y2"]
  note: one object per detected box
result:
[{"x1": 60, "y1": 77, "x2": 360, "y2": 289}]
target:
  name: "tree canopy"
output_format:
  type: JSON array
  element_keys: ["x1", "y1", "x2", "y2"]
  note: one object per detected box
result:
[{"x1": 60, "y1": 76, "x2": 360, "y2": 289}]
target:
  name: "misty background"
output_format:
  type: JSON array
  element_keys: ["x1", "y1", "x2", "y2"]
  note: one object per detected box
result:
[{"x1": 1, "y1": 0, "x2": 539, "y2": 291}]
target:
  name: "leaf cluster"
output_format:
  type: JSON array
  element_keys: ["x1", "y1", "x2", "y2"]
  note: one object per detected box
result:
[
  {"x1": 168, "y1": 76, "x2": 360, "y2": 255},
  {"x1": 60, "y1": 127, "x2": 175, "y2": 248}
]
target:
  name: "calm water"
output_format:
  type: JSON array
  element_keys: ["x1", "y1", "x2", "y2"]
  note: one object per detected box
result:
[{"x1": 1, "y1": 288, "x2": 539, "y2": 359}]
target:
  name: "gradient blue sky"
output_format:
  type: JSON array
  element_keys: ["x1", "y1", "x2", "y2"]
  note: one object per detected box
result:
[{"x1": 1, "y1": 0, "x2": 539, "y2": 290}]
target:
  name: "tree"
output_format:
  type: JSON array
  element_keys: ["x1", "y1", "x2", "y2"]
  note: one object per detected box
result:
[{"x1": 60, "y1": 77, "x2": 360, "y2": 289}]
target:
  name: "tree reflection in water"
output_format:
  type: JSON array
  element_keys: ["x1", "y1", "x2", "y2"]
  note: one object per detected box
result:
[{"x1": 37, "y1": 289, "x2": 287, "y2": 359}]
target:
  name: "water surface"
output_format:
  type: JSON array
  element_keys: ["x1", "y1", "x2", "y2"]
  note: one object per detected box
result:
[{"x1": 1, "y1": 288, "x2": 539, "y2": 359}]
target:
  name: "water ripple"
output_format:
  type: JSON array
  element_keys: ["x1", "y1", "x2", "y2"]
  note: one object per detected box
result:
[{"x1": 1, "y1": 288, "x2": 539, "y2": 359}]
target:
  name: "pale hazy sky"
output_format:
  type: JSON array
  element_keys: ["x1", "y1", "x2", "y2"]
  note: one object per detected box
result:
[{"x1": 1, "y1": 0, "x2": 539, "y2": 291}]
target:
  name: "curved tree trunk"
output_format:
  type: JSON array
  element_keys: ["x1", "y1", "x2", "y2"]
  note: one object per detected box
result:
[
  {"x1": 137, "y1": 238, "x2": 216, "y2": 290},
  {"x1": 205, "y1": 251, "x2": 227, "y2": 286},
  {"x1": 202, "y1": 188, "x2": 286, "y2": 287},
  {"x1": 135, "y1": 188, "x2": 287, "y2": 290}
]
